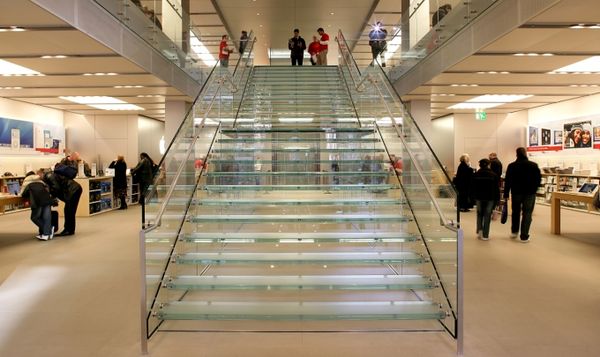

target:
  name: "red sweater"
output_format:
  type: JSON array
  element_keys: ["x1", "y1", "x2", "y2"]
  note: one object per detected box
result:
[{"x1": 308, "y1": 42, "x2": 320, "y2": 55}]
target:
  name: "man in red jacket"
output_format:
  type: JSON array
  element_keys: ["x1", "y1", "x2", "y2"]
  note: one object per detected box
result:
[
  {"x1": 219, "y1": 34, "x2": 233, "y2": 67},
  {"x1": 317, "y1": 28, "x2": 329, "y2": 65},
  {"x1": 308, "y1": 36, "x2": 320, "y2": 65}
]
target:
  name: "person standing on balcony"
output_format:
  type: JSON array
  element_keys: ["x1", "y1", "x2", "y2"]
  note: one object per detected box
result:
[
  {"x1": 219, "y1": 34, "x2": 233, "y2": 67},
  {"x1": 368, "y1": 22, "x2": 387, "y2": 67},
  {"x1": 308, "y1": 35, "x2": 320, "y2": 65},
  {"x1": 316, "y1": 28, "x2": 329, "y2": 65},
  {"x1": 288, "y1": 29, "x2": 307, "y2": 66},
  {"x1": 503, "y1": 147, "x2": 541, "y2": 243},
  {"x1": 239, "y1": 30, "x2": 249, "y2": 55}
]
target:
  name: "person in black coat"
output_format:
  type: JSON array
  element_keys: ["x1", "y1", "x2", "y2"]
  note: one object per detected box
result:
[
  {"x1": 503, "y1": 147, "x2": 542, "y2": 242},
  {"x1": 41, "y1": 167, "x2": 83, "y2": 236},
  {"x1": 131, "y1": 152, "x2": 156, "y2": 200},
  {"x1": 471, "y1": 159, "x2": 500, "y2": 240},
  {"x1": 453, "y1": 154, "x2": 474, "y2": 212},
  {"x1": 109, "y1": 155, "x2": 128, "y2": 210},
  {"x1": 489, "y1": 152, "x2": 503, "y2": 178},
  {"x1": 288, "y1": 29, "x2": 306, "y2": 66}
]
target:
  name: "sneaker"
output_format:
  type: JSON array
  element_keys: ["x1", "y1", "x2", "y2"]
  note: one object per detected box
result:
[
  {"x1": 49, "y1": 226, "x2": 55, "y2": 240},
  {"x1": 481, "y1": 236, "x2": 490, "y2": 241},
  {"x1": 510, "y1": 233, "x2": 518, "y2": 239},
  {"x1": 35, "y1": 234, "x2": 42, "y2": 239},
  {"x1": 520, "y1": 238, "x2": 530, "y2": 243},
  {"x1": 477, "y1": 230, "x2": 483, "y2": 239},
  {"x1": 37, "y1": 235, "x2": 50, "y2": 241}
]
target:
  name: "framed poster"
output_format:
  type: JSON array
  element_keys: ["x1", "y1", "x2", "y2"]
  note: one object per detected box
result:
[
  {"x1": 564, "y1": 121, "x2": 592, "y2": 148},
  {"x1": 541, "y1": 128, "x2": 551, "y2": 145},
  {"x1": 553, "y1": 130, "x2": 563, "y2": 145},
  {"x1": 594, "y1": 126, "x2": 600, "y2": 142},
  {"x1": 528, "y1": 127, "x2": 538, "y2": 146}
]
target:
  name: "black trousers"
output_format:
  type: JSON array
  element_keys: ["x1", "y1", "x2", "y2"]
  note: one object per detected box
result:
[
  {"x1": 291, "y1": 55, "x2": 303, "y2": 66},
  {"x1": 64, "y1": 187, "x2": 83, "y2": 233}
]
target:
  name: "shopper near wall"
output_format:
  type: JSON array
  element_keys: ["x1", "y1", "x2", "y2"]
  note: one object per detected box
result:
[
  {"x1": 239, "y1": 30, "x2": 249, "y2": 55},
  {"x1": 471, "y1": 159, "x2": 500, "y2": 240},
  {"x1": 288, "y1": 29, "x2": 307, "y2": 66},
  {"x1": 19, "y1": 171, "x2": 55, "y2": 241},
  {"x1": 316, "y1": 28, "x2": 329, "y2": 65},
  {"x1": 453, "y1": 154, "x2": 474, "y2": 212},
  {"x1": 109, "y1": 155, "x2": 128, "y2": 210},
  {"x1": 61, "y1": 151, "x2": 91, "y2": 177},
  {"x1": 308, "y1": 36, "x2": 320, "y2": 65},
  {"x1": 503, "y1": 147, "x2": 542, "y2": 243},
  {"x1": 219, "y1": 35, "x2": 233, "y2": 67},
  {"x1": 41, "y1": 167, "x2": 83, "y2": 237}
]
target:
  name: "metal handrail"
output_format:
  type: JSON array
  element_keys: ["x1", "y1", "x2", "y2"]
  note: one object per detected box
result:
[{"x1": 337, "y1": 30, "x2": 456, "y2": 229}]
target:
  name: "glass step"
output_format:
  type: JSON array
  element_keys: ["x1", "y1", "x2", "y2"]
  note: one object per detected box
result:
[
  {"x1": 177, "y1": 232, "x2": 420, "y2": 243},
  {"x1": 165, "y1": 275, "x2": 436, "y2": 290},
  {"x1": 198, "y1": 197, "x2": 402, "y2": 206},
  {"x1": 216, "y1": 138, "x2": 381, "y2": 143},
  {"x1": 156, "y1": 301, "x2": 445, "y2": 321},
  {"x1": 220, "y1": 127, "x2": 374, "y2": 133},
  {"x1": 199, "y1": 184, "x2": 399, "y2": 191},
  {"x1": 187, "y1": 213, "x2": 410, "y2": 223},
  {"x1": 206, "y1": 172, "x2": 389, "y2": 177},
  {"x1": 209, "y1": 159, "x2": 387, "y2": 164},
  {"x1": 212, "y1": 148, "x2": 385, "y2": 153},
  {"x1": 171, "y1": 251, "x2": 426, "y2": 265}
]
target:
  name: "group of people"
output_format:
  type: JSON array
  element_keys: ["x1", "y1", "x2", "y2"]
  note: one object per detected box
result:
[
  {"x1": 287, "y1": 28, "x2": 330, "y2": 66},
  {"x1": 18, "y1": 151, "x2": 157, "y2": 241},
  {"x1": 453, "y1": 148, "x2": 541, "y2": 242}
]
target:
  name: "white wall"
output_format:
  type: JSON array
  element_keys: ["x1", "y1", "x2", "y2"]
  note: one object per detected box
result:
[
  {"x1": 138, "y1": 116, "x2": 165, "y2": 162},
  {"x1": 162, "y1": 0, "x2": 183, "y2": 47},
  {"x1": 64, "y1": 114, "x2": 139, "y2": 171},
  {"x1": 0, "y1": 97, "x2": 64, "y2": 175},
  {"x1": 452, "y1": 112, "x2": 526, "y2": 173},
  {"x1": 431, "y1": 115, "x2": 454, "y2": 171}
]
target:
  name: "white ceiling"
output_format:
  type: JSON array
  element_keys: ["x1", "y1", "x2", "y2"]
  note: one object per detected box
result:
[{"x1": 401, "y1": 0, "x2": 600, "y2": 118}]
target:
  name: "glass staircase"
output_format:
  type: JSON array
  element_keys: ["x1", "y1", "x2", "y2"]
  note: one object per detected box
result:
[{"x1": 141, "y1": 30, "x2": 462, "y2": 355}]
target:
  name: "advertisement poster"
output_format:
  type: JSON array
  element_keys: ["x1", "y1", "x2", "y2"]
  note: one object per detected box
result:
[
  {"x1": 528, "y1": 115, "x2": 600, "y2": 152},
  {"x1": 0, "y1": 117, "x2": 63, "y2": 155}
]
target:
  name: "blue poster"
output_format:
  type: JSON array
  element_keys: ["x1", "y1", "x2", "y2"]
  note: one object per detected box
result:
[{"x1": 0, "y1": 117, "x2": 34, "y2": 148}]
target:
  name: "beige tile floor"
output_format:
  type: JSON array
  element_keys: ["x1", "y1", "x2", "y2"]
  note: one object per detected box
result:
[{"x1": 0, "y1": 204, "x2": 599, "y2": 356}]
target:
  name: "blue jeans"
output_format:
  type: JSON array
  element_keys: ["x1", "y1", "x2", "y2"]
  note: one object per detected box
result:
[
  {"x1": 31, "y1": 205, "x2": 52, "y2": 236},
  {"x1": 510, "y1": 194, "x2": 536, "y2": 240},
  {"x1": 476, "y1": 200, "x2": 495, "y2": 238}
]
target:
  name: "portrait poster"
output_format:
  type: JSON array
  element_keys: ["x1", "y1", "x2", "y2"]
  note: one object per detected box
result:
[
  {"x1": 594, "y1": 126, "x2": 600, "y2": 142},
  {"x1": 528, "y1": 127, "x2": 538, "y2": 146},
  {"x1": 563, "y1": 121, "x2": 592, "y2": 149},
  {"x1": 541, "y1": 128, "x2": 551, "y2": 145}
]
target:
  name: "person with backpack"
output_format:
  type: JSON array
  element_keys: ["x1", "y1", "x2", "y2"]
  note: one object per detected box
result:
[
  {"x1": 368, "y1": 22, "x2": 387, "y2": 67},
  {"x1": 19, "y1": 171, "x2": 56, "y2": 241},
  {"x1": 132, "y1": 152, "x2": 157, "y2": 198}
]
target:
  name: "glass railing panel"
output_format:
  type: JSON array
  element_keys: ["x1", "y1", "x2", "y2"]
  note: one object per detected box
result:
[{"x1": 337, "y1": 29, "x2": 460, "y2": 337}]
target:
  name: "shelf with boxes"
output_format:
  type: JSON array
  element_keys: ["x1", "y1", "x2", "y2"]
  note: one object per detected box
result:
[
  {"x1": 538, "y1": 169, "x2": 600, "y2": 212},
  {"x1": 0, "y1": 175, "x2": 27, "y2": 214},
  {"x1": 75, "y1": 177, "x2": 114, "y2": 216}
]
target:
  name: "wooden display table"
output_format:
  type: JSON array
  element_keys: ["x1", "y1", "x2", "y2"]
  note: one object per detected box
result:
[
  {"x1": 550, "y1": 192, "x2": 597, "y2": 234},
  {"x1": 0, "y1": 195, "x2": 25, "y2": 214}
]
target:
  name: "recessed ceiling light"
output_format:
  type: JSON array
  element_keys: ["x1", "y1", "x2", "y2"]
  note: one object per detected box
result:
[
  {"x1": 448, "y1": 94, "x2": 532, "y2": 110},
  {"x1": 60, "y1": 96, "x2": 144, "y2": 111},
  {"x1": 450, "y1": 84, "x2": 478, "y2": 87},
  {"x1": 0, "y1": 59, "x2": 43, "y2": 76},
  {"x1": 256, "y1": 12, "x2": 260, "y2": 15},
  {"x1": 0, "y1": 26, "x2": 25, "y2": 32},
  {"x1": 259, "y1": 24, "x2": 263, "y2": 27},
  {"x1": 330, "y1": 12, "x2": 334, "y2": 15},
  {"x1": 114, "y1": 85, "x2": 144, "y2": 89},
  {"x1": 41, "y1": 55, "x2": 68, "y2": 59},
  {"x1": 554, "y1": 56, "x2": 600, "y2": 73},
  {"x1": 0, "y1": 86, "x2": 23, "y2": 89},
  {"x1": 137, "y1": 95, "x2": 164, "y2": 98}
]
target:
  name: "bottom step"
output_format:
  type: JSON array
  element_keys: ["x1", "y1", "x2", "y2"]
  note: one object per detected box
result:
[{"x1": 156, "y1": 301, "x2": 446, "y2": 321}]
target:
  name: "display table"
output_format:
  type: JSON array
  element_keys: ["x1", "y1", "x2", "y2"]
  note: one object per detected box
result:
[
  {"x1": 550, "y1": 192, "x2": 597, "y2": 234},
  {"x1": 0, "y1": 195, "x2": 25, "y2": 214}
]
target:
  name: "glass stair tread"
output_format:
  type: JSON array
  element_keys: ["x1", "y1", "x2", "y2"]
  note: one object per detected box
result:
[
  {"x1": 209, "y1": 159, "x2": 387, "y2": 164},
  {"x1": 197, "y1": 198, "x2": 403, "y2": 205},
  {"x1": 178, "y1": 232, "x2": 420, "y2": 243},
  {"x1": 156, "y1": 301, "x2": 445, "y2": 321},
  {"x1": 212, "y1": 149, "x2": 384, "y2": 153},
  {"x1": 216, "y1": 138, "x2": 381, "y2": 143},
  {"x1": 171, "y1": 251, "x2": 426, "y2": 264},
  {"x1": 206, "y1": 172, "x2": 388, "y2": 176},
  {"x1": 188, "y1": 213, "x2": 410, "y2": 223},
  {"x1": 220, "y1": 128, "x2": 374, "y2": 133},
  {"x1": 199, "y1": 184, "x2": 399, "y2": 191},
  {"x1": 166, "y1": 275, "x2": 436, "y2": 290}
]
